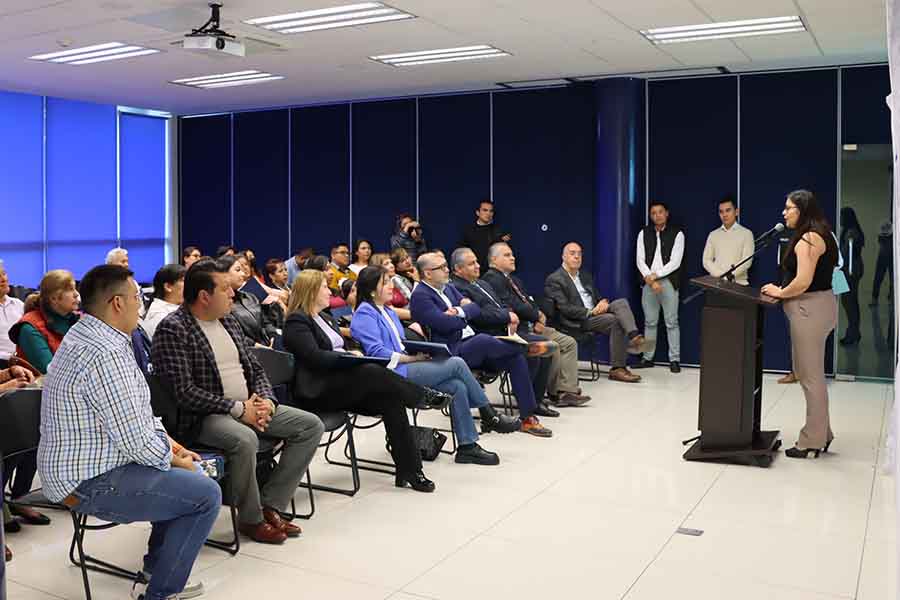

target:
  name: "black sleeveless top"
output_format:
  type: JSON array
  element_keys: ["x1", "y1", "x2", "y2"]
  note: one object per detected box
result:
[{"x1": 781, "y1": 231, "x2": 837, "y2": 293}]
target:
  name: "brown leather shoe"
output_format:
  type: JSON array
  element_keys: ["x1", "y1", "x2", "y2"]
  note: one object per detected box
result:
[
  {"x1": 777, "y1": 372, "x2": 798, "y2": 384},
  {"x1": 263, "y1": 507, "x2": 301, "y2": 538},
  {"x1": 238, "y1": 521, "x2": 287, "y2": 544},
  {"x1": 555, "y1": 392, "x2": 591, "y2": 407},
  {"x1": 609, "y1": 367, "x2": 641, "y2": 383},
  {"x1": 4, "y1": 545, "x2": 11, "y2": 562}
]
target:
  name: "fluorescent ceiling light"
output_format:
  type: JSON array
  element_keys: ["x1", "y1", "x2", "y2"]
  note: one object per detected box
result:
[
  {"x1": 170, "y1": 70, "x2": 286, "y2": 89},
  {"x1": 244, "y1": 2, "x2": 414, "y2": 34},
  {"x1": 641, "y1": 16, "x2": 805, "y2": 44},
  {"x1": 29, "y1": 41, "x2": 159, "y2": 64},
  {"x1": 371, "y1": 45, "x2": 509, "y2": 67},
  {"x1": 498, "y1": 78, "x2": 573, "y2": 89}
]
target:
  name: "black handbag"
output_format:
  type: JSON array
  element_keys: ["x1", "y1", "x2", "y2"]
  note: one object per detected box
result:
[{"x1": 386, "y1": 425, "x2": 447, "y2": 462}]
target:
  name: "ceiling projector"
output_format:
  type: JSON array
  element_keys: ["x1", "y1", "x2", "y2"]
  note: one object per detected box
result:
[{"x1": 184, "y1": 2, "x2": 245, "y2": 57}]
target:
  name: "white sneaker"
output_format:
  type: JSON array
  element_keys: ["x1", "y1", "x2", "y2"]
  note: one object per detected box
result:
[{"x1": 132, "y1": 573, "x2": 204, "y2": 599}]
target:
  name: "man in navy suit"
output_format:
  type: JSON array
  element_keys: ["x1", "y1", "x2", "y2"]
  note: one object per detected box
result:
[
  {"x1": 448, "y1": 247, "x2": 561, "y2": 418},
  {"x1": 409, "y1": 252, "x2": 552, "y2": 437}
]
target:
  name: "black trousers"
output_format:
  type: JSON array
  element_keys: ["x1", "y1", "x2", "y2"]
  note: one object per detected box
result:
[
  {"x1": 2, "y1": 452, "x2": 38, "y2": 499},
  {"x1": 872, "y1": 253, "x2": 893, "y2": 300},
  {"x1": 298, "y1": 364, "x2": 423, "y2": 476}
]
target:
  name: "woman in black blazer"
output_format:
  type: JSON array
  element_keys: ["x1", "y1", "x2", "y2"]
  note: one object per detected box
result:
[{"x1": 282, "y1": 269, "x2": 446, "y2": 492}]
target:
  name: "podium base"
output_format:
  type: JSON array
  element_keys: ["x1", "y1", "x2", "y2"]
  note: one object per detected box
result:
[{"x1": 683, "y1": 430, "x2": 781, "y2": 468}]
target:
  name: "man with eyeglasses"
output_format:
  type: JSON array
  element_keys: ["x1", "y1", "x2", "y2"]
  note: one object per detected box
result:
[
  {"x1": 326, "y1": 243, "x2": 356, "y2": 295},
  {"x1": 410, "y1": 252, "x2": 553, "y2": 437},
  {"x1": 38, "y1": 264, "x2": 221, "y2": 600}
]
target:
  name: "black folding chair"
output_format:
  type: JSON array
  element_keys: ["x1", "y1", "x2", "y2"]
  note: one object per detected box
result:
[{"x1": 538, "y1": 296, "x2": 604, "y2": 381}]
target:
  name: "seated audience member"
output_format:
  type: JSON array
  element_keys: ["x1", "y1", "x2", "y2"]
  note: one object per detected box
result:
[
  {"x1": 216, "y1": 245, "x2": 236, "y2": 258},
  {"x1": 9, "y1": 269, "x2": 80, "y2": 374},
  {"x1": 219, "y1": 255, "x2": 280, "y2": 346},
  {"x1": 182, "y1": 246, "x2": 202, "y2": 269},
  {"x1": 460, "y1": 200, "x2": 512, "y2": 272},
  {"x1": 305, "y1": 255, "x2": 329, "y2": 271},
  {"x1": 544, "y1": 242, "x2": 645, "y2": 383},
  {"x1": 142, "y1": 264, "x2": 186, "y2": 340},
  {"x1": 0, "y1": 260, "x2": 25, "y2": 369},
  {"x1": 325, "y1": 243, "x2": 357, "y2": 294},
  {"x1": 391, "y1": 247, "x2": 418, "y2": 302},
  {"x1": 482, "y1": 243, "x2": 589, "y2": 407},
  {"x1": 151, "y1": 259, "x2": 323, "y2": 544},
  {"x1": 351, "y1": 267, "x2": 519, "y2": 465},
  {"x1": 349, "y1": 239, "x2": 373, "y2": 275},
  {"x1": 410, "y1": 253, "x2": 552, "y2": 437},
  {"x1": 106, "y1": 247, "x2": 129, "y2": 268},
  {"x1": 235, "y1": 253, "x2": 288, "y2": 309},
  {"x1": 390, "y1": 213, "x2": 428, "y2": 261},
  {"x1": 39, "y1": 264, "x2": 221, "y2": 600},
  {"x1": 1, "y1": 363, "x2": 44, "y2": 531},
  {"x1": 283, "y1": 270, "x2": 447, "y2": 491},
  {"x1": 372, "y1": 253, "x2": 409, "y2": 307},
  {"x1": 449, "y1": 248, "x2": 557, "y2": 418},
  {"x1": 286, "y1": 248, "x2": 314, "y2": 285},
  {"x1": 265, "y1": 259, "x2": 291, "y2": 292}
]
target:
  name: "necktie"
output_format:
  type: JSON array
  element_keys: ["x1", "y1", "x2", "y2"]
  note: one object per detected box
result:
[{"x1": 507, "y1": 276, "x2": 530, "y2": 305}]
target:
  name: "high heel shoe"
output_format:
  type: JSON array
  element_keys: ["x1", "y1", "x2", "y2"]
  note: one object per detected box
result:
[
  {"x1": 785, "y1": 446, "x2": 822, "y2": 459},
  {"x1": 395, "y1": 470, "x2": 436, "y2": 493},
  {"x1": 823, "y1": 439, "x2": 833, "y2": 453}
]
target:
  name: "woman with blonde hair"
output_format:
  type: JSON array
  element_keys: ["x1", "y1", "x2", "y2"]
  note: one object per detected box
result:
[
  {"x1": 9, "y1": 270, "x2": 80, "y2": 374},
  {"x1": 282, "y1": 269, "x2": 448, "y2": 492}
]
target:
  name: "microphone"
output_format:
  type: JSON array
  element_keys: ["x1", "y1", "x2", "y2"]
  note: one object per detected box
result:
[{"x1": 754, "y1": 223, "x2": 785, "y2": 244}]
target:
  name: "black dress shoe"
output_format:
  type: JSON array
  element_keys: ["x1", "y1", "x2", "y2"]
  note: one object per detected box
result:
[
  {"x1": 455, "y1": 443, "x2": 500, "y2": 465},
  {"x1": 785, "y1": 446, "x2": 822, "y2": 459},
  {"x1": 633, "y1": 358, "x2": 654, "y2": 369},
  {"x1": 533, "y1": 403, "x2": 560, "y2": 418},
  {"x1": 395, "y1": 470, "x2": 436, "y2": 493},
  {"x1": 479, "y1": 408, "x2": 521, "y2": 434},
  {"x1": 4, "y1": 519, "x2": 21, "y2": 534},
  {"x1": 669, "y1": 362, "x2": 681, "y2": 373},
  {"x1": 419, "y1": 387, "x2": 453, "y2": 410}
]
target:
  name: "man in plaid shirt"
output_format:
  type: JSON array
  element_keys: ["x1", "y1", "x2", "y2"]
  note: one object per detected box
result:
[
  {"x1": 151, "y1": 259, "x2": 323, "y2": 545},
  {"x1": 38, "y1": 265, "x2": 220, "y2": 600}
]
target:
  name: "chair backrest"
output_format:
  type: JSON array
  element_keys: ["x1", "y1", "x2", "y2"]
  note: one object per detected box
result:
[
  {"x1": 146, "y1": 374, "x2": 180, "y2": 434},
  {"x1": 250, "y1": 347, "x2": 295, "y2": 387},
  {"x1": 0, "y1": 388, "x2": 42, "y2": 456}
]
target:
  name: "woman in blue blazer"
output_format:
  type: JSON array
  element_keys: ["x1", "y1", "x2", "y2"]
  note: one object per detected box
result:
[{"x1": 351, "y1": 267, "x2": 520, "y2": 465}]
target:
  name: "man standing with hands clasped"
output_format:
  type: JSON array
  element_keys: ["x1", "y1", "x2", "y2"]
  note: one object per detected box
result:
[
  {"x1": 635, "y1": 202, "x2": 685, "y2": 373},
  {"x1": 702, "y1": 197, "x2": 755, "y2": 286}
]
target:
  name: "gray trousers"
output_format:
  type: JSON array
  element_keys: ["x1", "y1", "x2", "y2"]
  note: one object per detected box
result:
[
  {"x1": 541, "y1": 326, "x2": 580, "y2": 394},
  {"x1": 784, "y1": 290, "x2": 838, "y2": 449},
  {"x1": 196, "y1": 405, "x2": 324, "y2": 525},
  {"x1": 583, "y1": 298, "x2": 638, "y2": 368}
]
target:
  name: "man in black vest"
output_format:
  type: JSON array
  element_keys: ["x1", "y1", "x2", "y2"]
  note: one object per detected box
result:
[{"x1": 636, "y1": 201, "x2": 685, "y2": 373}]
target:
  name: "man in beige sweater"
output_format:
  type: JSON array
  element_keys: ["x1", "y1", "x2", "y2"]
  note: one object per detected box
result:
[{"x1": 702, "y1": 197, "x2": 755, "y2": 285}]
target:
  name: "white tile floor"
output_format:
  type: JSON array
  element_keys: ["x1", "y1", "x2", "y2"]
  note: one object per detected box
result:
[{"x1": 4, "y1": 369, "x2": 896, "y2": 600}]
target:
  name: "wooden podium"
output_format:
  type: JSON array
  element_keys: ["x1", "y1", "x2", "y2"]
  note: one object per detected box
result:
[{"x1": 683, "y1": 276, "x2": 782, "y2": 467}]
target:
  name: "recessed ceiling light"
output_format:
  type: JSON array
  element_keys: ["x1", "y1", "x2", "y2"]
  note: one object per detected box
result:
[
  {"x1": 370, "y1": 45, "x2": 510, "y2": 67},
  {"x1": 641, "y1": 16, "x2": 806, "y2": 44},
  {"x1": 28, "y1": 41, "x2": 160, "y2": 64},
  {"x1": 170, "y1": 70, "x2": 285, "y2": 89},
  {"x1": 244, "y1": 2, "x2": 414, "y2": 34}
]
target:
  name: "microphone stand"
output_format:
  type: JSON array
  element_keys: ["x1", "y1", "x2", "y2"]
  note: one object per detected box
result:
[{"x1": 681, "y1": 234, "x2": 780, "y2": 305}]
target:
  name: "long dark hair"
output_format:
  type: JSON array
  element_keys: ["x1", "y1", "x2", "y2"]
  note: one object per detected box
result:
[
  {"x1": 839, "y1": 206, "x2": 865, "y2": 248},
  {"x1": 353, "y1": 239, "x2": 373, "y2": 264},
  {"x1": 785, "y1": 190, "x2": 838, "y2": 266},
  {"x1": 355, "y1": 266, "x2": 386, "y2": 309}
]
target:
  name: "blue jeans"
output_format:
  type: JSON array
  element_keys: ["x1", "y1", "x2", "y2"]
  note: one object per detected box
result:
[
  {"x1": 71, "y1": 464, "x2": 222, "y2": 600},
  {"x1": 641, "y1": 279, "x2": 680, "y2": 362},
  {"x1": 407, "y1": 356, "x2": 488, "y2": 446}
]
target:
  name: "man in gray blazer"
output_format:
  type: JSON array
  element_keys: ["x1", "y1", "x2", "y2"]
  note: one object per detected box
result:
[{"x1": 544, "y1": 242, "x2": 645, "y2": 383}]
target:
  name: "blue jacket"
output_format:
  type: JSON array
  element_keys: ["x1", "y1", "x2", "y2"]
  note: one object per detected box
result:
[
  {"x1": 350, "y1": 302, "x2": 409, "y2": 377},
  {"x1": 409, "y1": 282, "x2": 481, "y2": 354}
]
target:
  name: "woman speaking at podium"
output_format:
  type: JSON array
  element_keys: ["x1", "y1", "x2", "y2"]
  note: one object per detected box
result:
[{"x1": 761, "y1": 190, "x2": 839, "y2": 459}]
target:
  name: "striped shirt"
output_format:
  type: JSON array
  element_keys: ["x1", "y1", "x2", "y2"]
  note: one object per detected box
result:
[{"x1": 37, "y1": 313, "x2": 171, "y2": 502}]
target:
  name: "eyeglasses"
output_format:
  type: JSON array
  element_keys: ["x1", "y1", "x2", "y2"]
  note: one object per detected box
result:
[
  {"x1": 783, "y1": 205, "x2": 798, "y2": 212},
  {"x1": 334, "y1": 250, "x2": 349, "y2": 255},
  {"x1": 108, "y1": 290, "x2": 142, "y2": 304},
  {"x1": 426, "y1": 263, "x2": 449, "y2": 272}
]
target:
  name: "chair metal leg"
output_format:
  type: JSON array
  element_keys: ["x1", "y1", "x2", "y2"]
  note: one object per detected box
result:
[
  {"x1": 281, "y1": 468, "x2": 316, "y2": 521},
  {"x1": 330, "y1": 416, "x2": 395, "y2": 476},
  {"x1": 301, "y1": 423, "x2": 362, "y2": 497},
  {"x1": 203, "y1": 483, "x2": 240, "y2": 556},
  {"x1": 68, "y1": 512, "x2": 139, "y2": 600},
  {"x1": 497, "y1": 372, "x2": 517, "y2": 416}
]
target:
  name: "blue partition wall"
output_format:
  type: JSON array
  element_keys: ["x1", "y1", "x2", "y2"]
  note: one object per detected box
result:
[
  {"x1": 493, "y1": 86, "x2": 595, "y2": 294},
  {"x1": 352, "y1": 100, "x2": 417, "y2": 250},
  {"x1": 648, "y1": 76, "x2": 739, "y2": 366},
  {"x1": 0, "y1": 92, "x2": 43, "y2": 285},
  {"x1": 234, "y1": 109, "x2": 290, "y2": 262},
  {"x1": 180, "y1": 115, "x2": 231, "y2": 256},
  {"x1": 418, "y1": 93, "x2": 491, "y2": 256}
]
